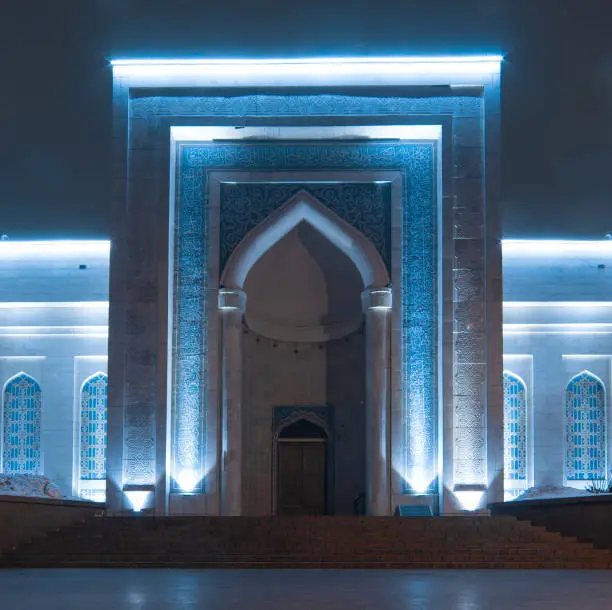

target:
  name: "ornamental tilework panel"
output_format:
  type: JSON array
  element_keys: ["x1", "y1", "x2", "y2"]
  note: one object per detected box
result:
[
  {"x1": 174, "y1": 138, "x2": 437, "y2": 494},
  {"x1": 2, "y1": 373, "x2": 42, "y2": 475},
  {"x1": 131, "y1": 94, "x2": 482, "y2": 119},
  {"x1": 503, "y1": 372, "x2": 527, "y2": 481},
  {"x1": 565, "y1": 371, "x2": 606, "y2": 481},
  {"x1": 220, "y1": 183, "x2": 391, "y2": 269},
  {"x1": 80, "y1": 373, "x2": 108, "y2": 481}
]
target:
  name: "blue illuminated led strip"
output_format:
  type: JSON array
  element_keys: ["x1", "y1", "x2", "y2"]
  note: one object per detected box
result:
[
  {"x1": 0, "y1": 240, "x2": 109, "y2": 256},
  {"x1": 111, "y1": 56, "x2": 502, "y2": 87},
  {"x1": 111, "y1": 55, "x2": 503, "y2": 66}
]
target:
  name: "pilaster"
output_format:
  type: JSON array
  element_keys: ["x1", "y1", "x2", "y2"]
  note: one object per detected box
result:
[{"x1": 362, "y1": 287, "x2": 392, "y2": 515}]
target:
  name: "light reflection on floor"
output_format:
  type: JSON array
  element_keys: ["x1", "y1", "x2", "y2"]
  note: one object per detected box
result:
[{"x1": 1, "y1": 569, "x2": 611, "y2": 609}]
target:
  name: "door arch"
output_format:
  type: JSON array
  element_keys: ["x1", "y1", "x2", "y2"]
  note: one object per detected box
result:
[{"x1": 275, "y1": 417, "x2": 329, "y2": 516}]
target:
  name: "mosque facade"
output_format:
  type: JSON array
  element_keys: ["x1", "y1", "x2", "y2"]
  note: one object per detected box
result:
[{"x1": 2, "y1": 58, "x2": 606, "y2": 517}]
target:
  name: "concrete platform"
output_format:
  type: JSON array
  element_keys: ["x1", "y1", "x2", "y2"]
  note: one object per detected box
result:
[{"x1": 1, "y1": 569, "x2": 612, "y2": 609}]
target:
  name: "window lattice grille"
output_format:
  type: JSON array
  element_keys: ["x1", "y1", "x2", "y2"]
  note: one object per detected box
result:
[
  {"x1": 80, "y1": 373, "x2": 108, "y2": 481},
  {"x1": 503, "y1": 371, "x2": 528, "y2": 482},
  {"x1": 565, "y1": 371, "x2": 606, "y2": 481},
  {"x1": 2, "y1": 373, "x2": 42, "y2": 474}
]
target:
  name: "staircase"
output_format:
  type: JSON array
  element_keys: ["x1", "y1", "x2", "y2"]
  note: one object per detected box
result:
[{"x1": 3, "y1": 516, "x2": 612, "y2": 569}]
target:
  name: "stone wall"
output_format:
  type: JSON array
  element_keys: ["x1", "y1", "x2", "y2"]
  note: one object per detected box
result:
[
  {"x1": 242, "y1": 328, "x2": 365, "y2": 515},
  {"x1": 492, "y1": 495, "x2": 612, "y2": 549},
  {"x1": 503, "y1": 244, "x2": 612, "y2": 493},
  {"x1": 0, "y1": 244, "x2": 109, "y2": 496},
  {"x1": 0, "y1": 244, "x2": 109, "y2": 302},
  {"x1": 0, "y1": 495, "x2": 101, "y2": 555},
  {"x1": 110, "y1": 62, "x2": 502, "y2": 514},
  {"x1": 503, "y1": 244, "x2": 612, "y2": 302}
]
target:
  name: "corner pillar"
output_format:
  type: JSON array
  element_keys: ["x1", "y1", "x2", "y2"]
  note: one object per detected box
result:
[
  {"x1": 219, "y1": 288, "x2": 246, "y2": 516},
  {"x1": 361, "y1": 287, "x2": 392, "y2": 515}
]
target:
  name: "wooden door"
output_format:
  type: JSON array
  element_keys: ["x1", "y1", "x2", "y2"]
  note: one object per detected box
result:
[{"x1": 277, "y1": 441, "x2": 326, "y2": 515}]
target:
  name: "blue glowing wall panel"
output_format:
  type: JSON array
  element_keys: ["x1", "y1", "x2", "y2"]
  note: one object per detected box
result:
[
  {"x1": 565, "y1": 371, "x2": 606, "y2": 481},
  {"x1": 173, "y1": 139, "x2": 436, "y2": 493},
  {"x1": 80, "y1": 373, "x2": 108, "y2": 481},
  {"x1": 2, "y1": 373, "x2": 42, "y2": 475},
  {"x1": 131, "y1": 94, "x2": 481, "y2": 120},
  {"x1": 503, "y1": 372, "x2": 527, "y2": 482}
]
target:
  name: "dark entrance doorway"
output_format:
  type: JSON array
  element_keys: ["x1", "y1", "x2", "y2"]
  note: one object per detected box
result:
[{"x1": 277, "y1": 419, "x2": 327, "y2": 515}]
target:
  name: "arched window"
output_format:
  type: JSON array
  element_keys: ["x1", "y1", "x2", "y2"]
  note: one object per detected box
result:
[
  {"x1": 503, "y1": 371, "x2": 528, "y2": 483},
  {"x1": 565, "y1": 371, "x2": 606, "y2": 481},
  {"x1": 2, "y1": 373, "x2": 42, "y2": 474},
  {"x1": 79, "y1": 373, "x2": 107, "y2": 492}
]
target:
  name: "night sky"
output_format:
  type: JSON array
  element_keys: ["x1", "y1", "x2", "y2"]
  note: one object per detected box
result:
[{"x1": 1, "y1": 0, "x2": 610, "y2": 239}]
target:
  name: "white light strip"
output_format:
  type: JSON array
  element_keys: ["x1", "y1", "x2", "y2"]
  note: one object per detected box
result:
[
  {"x1": 502, "y1": 240, "x2": 612, "y2": 256},
  {"x1": 505, "y1": 323, "x2": 612, "y2": 330},
  {"x1": 0, "y1": 326, "x2": 108, "y2": 333},
  {"x1": 0, "y1": 302, "x2": 109, "y2": 309},
  {"x1": 504, "y1": 302, "x2": 612, "y2": 309},
  {"x1": 504, "y1": 331, "x2": 612, "y2": 336},
  {"x1": 504, "y1": 322, "x2": 612, "y2": 335},
  {"x1": 0, "y1": 240, "x2": 110, "y2": 256},
  {"x1": 111, "y1": 55, "x2": 503, "y2": 66},
  {"x1": 112, "y1": 56, "x2": 501, "y2": 87},
  {"x1": 172, "y1": 125, "x2": 442, "y2": 143},
  {"x1": 0, "y1": 333, "x2": 108, "y2": 338},
  {"x1": 562, "y1": 354, "x2": 612, "y2": 359},
  {"x1": 0, "y1": 356, "x2": 46, "y2": 360}
]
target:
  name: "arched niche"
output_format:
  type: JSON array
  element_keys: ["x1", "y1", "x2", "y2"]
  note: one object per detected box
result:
[
  {"x1": 502, "y1": 370, "x2": 528, "y2": 489},
  {"x1": 221, "y1": 190, "x2": 389, "y2": 290},
  {"x1": 221, "y1": 190, "x2": 389, "y2": 343},
  {"x1": 274, "y1": 413, "x2": 331, "y2": 516},
  {"x1": 2, "y1": 372, "x2": 42, "y2": 475},
  {"x1": 565, "y1": 370, "x2": 607, "y2": 482}
]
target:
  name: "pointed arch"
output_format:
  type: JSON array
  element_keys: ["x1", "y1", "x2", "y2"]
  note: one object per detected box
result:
[
  {"x1": 2, "y1": 372, "x2": 42, "y2": 474},
  {"x1": 503, "y1": 371, "x2": 528, "y2": 484},
  {"x1": 565, "y1": 370, "x2": 606, "y2": 481},
  {"x1": 274, "y1": 410, "x2": 331, "y2": 443},
  {"x1": 79, "y1": 372, "x2": 108, "y2": 486},
  {"x1": 221, "y1": 190, "x2": 389, "y2": 289}
]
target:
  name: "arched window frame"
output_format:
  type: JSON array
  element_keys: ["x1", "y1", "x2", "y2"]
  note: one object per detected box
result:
[
  {"x1": 503, "y1": 371, "x2": 528, "y2": 487},
  {"x1": 2, "y1": 372, "x2": 42, "y2": 475},
  {"x1": 565, "y1": 370, "x2": 607, "y2": 482},
  {"x1": 78, "y1": 372, "x2": 107, "y2": 501}
]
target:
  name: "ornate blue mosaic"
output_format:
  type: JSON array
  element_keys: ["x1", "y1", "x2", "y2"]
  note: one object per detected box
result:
[
  {"x1": 220, "y1": 183, "x2": 391, "y2": 269},
  {"x1": 131, "y1": 94, "x2": 481, "y2": 119},
  {"x1": 565, "y1": 371, "x2": 606, "y2": 481},
  {"x1": 503, "y1": 372, "x2": 527, "y2": 482},
  {"x1": 80, "y1": 373, "x2": 108, "y2": 482},
  {"x1": 2, "y1": 373, "x2": 42, "y2": 475},
  {"x1": 174, "y1": 135, "x2": 436, "y2": 495}
]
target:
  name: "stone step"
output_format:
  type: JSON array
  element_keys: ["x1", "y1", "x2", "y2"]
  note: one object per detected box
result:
[
  {"x1": 5, "y1": 515, "x2": 612, "y2": 570},
  {"x1": 8, "y1": 559, "x2": 612, "y2": 570}
]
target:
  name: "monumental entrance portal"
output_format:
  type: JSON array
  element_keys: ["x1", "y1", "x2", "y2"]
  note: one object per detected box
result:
[{"x1": 108, "y1": 56, "x2": 503, "y2": 517}]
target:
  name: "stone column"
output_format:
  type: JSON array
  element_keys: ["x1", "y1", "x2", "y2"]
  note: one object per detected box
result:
[
  {"x1": 361, "y1": 287, "x2": 392, "y2": 515},
  {"x1": 219, "y1": 288, "x2": 246, "y2": 516}
]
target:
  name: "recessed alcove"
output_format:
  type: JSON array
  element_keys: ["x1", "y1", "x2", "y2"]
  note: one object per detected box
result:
[
  {"x1": 244, "y1": 221, "x2": 364, "y2": 343},
  {"x1": 240, "y1": 209, "x2": 368, "y2": 515}
]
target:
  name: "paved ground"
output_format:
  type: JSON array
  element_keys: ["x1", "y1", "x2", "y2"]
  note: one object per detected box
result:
[{"x1": 1, "y1": 569, "x2": 612, "y2": 609}]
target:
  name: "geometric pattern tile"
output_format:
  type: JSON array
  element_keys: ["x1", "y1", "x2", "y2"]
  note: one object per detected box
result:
[
  {"x1": 79, "y1": 372, "x2": 108, "y2": 481},
  {"x1": 565, "y1": 370, "x2": 606, "y2": 481},
  {"x1": 176, "y1": 138, "x2": 437, "y2": 494},
  {"x1": 503, "y1": 371, "x2": 527, "y2": 481},
  {"x1": 220, "y1": 182, "x2": 391, "y2": 269},
  {"x1": 2, "y1": 373, "x2": 42, "y2": 475}
]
